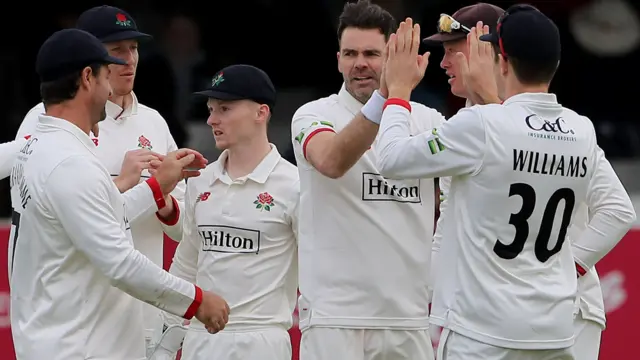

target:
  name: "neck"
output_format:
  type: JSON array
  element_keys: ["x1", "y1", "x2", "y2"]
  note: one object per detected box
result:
[
  {"x1": 45, "y1": 101, "x2": 94, "y2": 135},
  {"x1": 109, "y1": 92, "x2": 133, "y2": 110},
  {"x1": 225, "y1": 137, "x2": 272, "y2": 179},
  {"x1": 503, "y1": 79, "x2": 549, "y2": 101}
]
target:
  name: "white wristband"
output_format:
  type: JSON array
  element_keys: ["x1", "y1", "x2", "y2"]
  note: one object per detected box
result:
[{"x1": 361, "y1": 90, "x2": 386, "y2": 125}]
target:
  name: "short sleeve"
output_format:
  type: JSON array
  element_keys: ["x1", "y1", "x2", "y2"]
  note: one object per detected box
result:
[{"x1": 291, "y1": 104, "x2": 336, "y2": 162}]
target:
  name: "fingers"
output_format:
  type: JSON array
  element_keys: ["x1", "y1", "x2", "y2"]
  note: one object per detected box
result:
[
  {"x1": 149, "y1": 159, "x2": 162, "y2": 169},
  {"x1": 453, "y1": 52, "x2": 470, "y2": 78},
  {"x1": 468, "y1": 25, "x2": 479, "y2": 59},
  {"x1": 403, "y1": 18, "x2": 413, "y2": 53},
  {"x1": 411, "y1": 23, "x2": 421, "y2": 55},
  {"x1": 177, "y1": 153, "x2": 196, "y2": 167},
  {"x1": 480, "y1": 24, "x2": 492, "y2": 57},
  {"x1": 418, "y1": 52, "x2": 430, "y2": 76},
  {"x1": 396, "y1": 21, "x2": 407, "y2": 53},
  {"x1": 387, "y1": 33, "x2": 397, "y2": 59}
]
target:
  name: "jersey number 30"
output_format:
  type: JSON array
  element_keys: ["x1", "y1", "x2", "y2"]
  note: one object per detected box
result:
[{"x1": 494, "y1": 183, "x2": 575, "y2": 262}]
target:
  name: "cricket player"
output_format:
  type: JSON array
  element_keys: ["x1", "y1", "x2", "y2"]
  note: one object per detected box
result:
[
  {"x1": 423, "y1": 5, "x2": 609, "y2": 359},
  {"x1": 150, "y1": 65, "x2": 299, "y2": 360},
  {"x1": 9, "y1": 28, "x2": 230, "y2": 360},
  {"x1": 375, "y1": 7, "x2": 635, "y2": 360},
  {"x1": 291, "y1": 1, "x2": 444, "y2": 359},
  {"x1": 421, "y1": 2, "x2": 505, "y2": 313},
  {"x1": 16, "y1": 6, "x2": 186, "y2": 348}
]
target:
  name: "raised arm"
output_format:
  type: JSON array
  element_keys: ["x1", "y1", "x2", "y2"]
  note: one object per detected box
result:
[
  {"x1": 574, "y1": 146, "x2": 636, "y2": 275},
  {"x1": 291, "y1": 91, "x2": 386, "y2": 179},
  {"x1": 376, "y1": 105, "x2": 486, "y2": 180}
]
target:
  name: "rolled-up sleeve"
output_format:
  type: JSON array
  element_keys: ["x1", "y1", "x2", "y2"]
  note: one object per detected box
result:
[{"x1": 45, "y1": 155, "x2": 202, "y2": 319}]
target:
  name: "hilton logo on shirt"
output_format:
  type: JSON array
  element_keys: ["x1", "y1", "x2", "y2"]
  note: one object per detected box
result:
[
  {"x1": 361, "y1": 172, "x2": 421, "y2": 203},
  {"x1": 199, "y1": 225, "x2": 261, "y2": 254}
]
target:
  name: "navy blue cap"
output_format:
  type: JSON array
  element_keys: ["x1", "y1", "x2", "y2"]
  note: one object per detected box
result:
[
  {"x1": 194, "y1": 65, "x2": 276, "y2": 109},
  {"x1": 76, "y1": 6, "x2": 152, "y2": 43},
  {"x1": 479, "y1": 4, "x2": 560, "y2": 64},
  {"x1": 36, "y1": 29, "x2": 127, "y2": 82}
]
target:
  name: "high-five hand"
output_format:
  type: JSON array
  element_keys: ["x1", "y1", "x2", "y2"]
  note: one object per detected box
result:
[
  {"x1": 453, "y1": 21, "x2": 501, "y2": 105},
  {"x1": 384, "y1": 18, "x2": 430, "y2": 101}
]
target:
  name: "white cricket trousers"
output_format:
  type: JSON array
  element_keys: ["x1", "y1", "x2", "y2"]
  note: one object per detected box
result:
[
  {"x1": 437, "y1": 329, "x2": 574, "y2": 360},
  {"x1": 180, "y1": 326, "x2": 291, "y2": 360},
  {"x1": 571, "y1": 315, "x2": 602, "y2": 360},
  {"x1": 300, "y1": 327, "x2": 435, "y2": 360}
]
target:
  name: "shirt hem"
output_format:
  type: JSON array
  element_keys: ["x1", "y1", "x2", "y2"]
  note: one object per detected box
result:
[
  {"x1": 430, "y1": 316, "x2": 575, "y2": 350},
  {"x1": 300, "y1": 316, "x2": 430, "y2": 331}
]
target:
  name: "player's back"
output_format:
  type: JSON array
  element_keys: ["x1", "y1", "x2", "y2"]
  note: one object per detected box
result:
[
  {"x1": 431, "y1": 93, "x2": 597, "y2": 350},
  {"x1": 9, "y1": 116, "x2": 145, "y2": 359}
]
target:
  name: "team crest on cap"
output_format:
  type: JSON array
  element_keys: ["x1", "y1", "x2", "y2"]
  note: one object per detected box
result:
[
  {"x1": 137, "y1": 135, "x2": 152, "y2": 150},
  {"x1": 115, "y1": 13, "x2": 131, "y2": 27},
  {"x1": 211, "y1": 73, "x2": 224, "y2": 87},
  {"x1": 254, "y1": 192, "x2": 275, "y2": 212}
]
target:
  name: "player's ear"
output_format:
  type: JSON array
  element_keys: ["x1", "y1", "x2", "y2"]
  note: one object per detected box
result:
[
  {"x1": 79, "y1": 66, "x2": 93, "y2": 90},
  {"x1": 499, "y1": 55, "x2": 509, "y2": 76},
  {"x1": 256, "y1": 104, "x2": 270, "y2": 125}
]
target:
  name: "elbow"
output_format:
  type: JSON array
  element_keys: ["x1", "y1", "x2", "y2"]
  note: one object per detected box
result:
[
  {"x1": 376, "y1": 152, "x2": 402, "y2": 179},
  {"x1": 315, "y1": 158, "x2": 348, "y2": 179}
]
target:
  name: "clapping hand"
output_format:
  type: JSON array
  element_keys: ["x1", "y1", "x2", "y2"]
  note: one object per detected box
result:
[{"x1": 384, "y1": 18, "x2": 431, "y2": 101}]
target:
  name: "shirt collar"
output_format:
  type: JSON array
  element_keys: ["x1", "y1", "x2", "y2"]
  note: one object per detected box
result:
[
  {"x1": 210, "y1": 144, "x2": 281, "y2": 185},
  {"x1": 106, "y1": 91, "x2": 139, "y2": 120},
  {"x1": 503, "y1": 92, "x2": 558, "y2": 106},
  {"x1": 338, "y1": 83, "x2": 365, "y2": 115},
  {"x1": 36, "y1": 115, "x2": 97, "y2": 154}
]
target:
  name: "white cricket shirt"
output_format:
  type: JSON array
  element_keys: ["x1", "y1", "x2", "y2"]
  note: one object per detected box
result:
[
  {"x1": 376, "y1": 92, "x2": 634, "y2": 349},
  {"x1": 9, "y1": 115, "x2": 201, "y2": 360},
  {"x1": 0, "y1": 139, "x2": 27, "y2": 179},
  {"x1": 17, "y1": 93, "x2": 185, "y2": 338},
  {"x1": 164, "y1": 145, "x2": 299, "y2": 334},
  {"x1": 291, "y1": 85, "x2": 444, "y2": 329}
]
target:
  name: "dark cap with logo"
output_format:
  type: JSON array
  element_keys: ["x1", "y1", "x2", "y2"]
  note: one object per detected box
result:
[
  {"x1": 36, "y1": 28, "x2": 127, "y2": 82},
  {"x1": 479, "y1": 4, "x2": 561, "y2": 64},
  {"x1": 76, "y1": 6, "x2": 152, "y2": 43},
  {"x1": 194, "y1": 65, "x2": 276, "y2": 109},
  {"x1": 423, "y1": 3, "x2": 505, "y2": 44}
]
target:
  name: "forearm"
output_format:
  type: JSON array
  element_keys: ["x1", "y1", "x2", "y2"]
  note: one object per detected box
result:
[
  {"x1": 573, "y1": 208, "x2": 636, "y2": 273},
  {"x1": 321, "y1": 114, "x2": 379, "y2": 174},
  {"x1": 108, "y1": 247, "x2": 201, "y2": 319},
  {"x1": 123, "y1": 178, "x2": 165, "y2": 223}
]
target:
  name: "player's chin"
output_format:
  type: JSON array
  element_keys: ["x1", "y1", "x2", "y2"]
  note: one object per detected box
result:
[
  {"x1": 450, "y1": 83, "x2": 467, "y2": 99},
  {"x1": 214, "y1": 139, "x2": 230, "y2": 151}
]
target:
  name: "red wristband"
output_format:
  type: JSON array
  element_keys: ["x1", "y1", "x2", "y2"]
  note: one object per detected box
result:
[
  {"x1": 575, "y1": 262, "x2": 587, "y2": 277},
  {"x1": 183, "y1": 285, "x2": 203, "y2": 319},
  {"x1": 383, "y1": 98, "x2": 412, "y2": 112},
  {"x1": 146, "y1": 177, "x2": 167, "y2": 210},
  {"x1": 156, "y1": 196, "x2": 180, "y2": 225}
]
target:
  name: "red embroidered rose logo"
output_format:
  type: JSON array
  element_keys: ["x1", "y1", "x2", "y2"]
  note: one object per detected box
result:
[
  {"x1": 137, "y1": 135, "x2": 152, "y2": 150},
  {"x1": 254, "y1": 192, "x2": 275, "y2": 211},
  {"x1": 115, "y1": 13, "x2": 131, "y2": 27}
]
